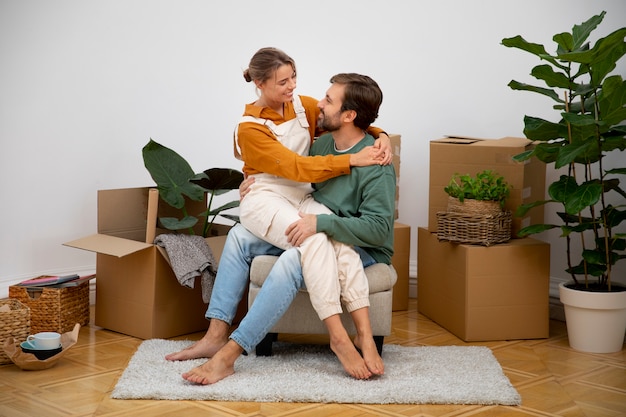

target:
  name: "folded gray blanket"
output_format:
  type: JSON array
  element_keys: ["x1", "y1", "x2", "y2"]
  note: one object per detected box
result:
[{"x1": 154, "y1": 234, "x2": 217, "y2": 303}]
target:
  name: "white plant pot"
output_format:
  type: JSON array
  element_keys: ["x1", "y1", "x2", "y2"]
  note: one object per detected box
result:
[{"x1": 559, "y1": 282, "x2": 626, "y2": 353}]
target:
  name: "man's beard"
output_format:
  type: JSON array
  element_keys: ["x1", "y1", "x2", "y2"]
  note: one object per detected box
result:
[{"x1": 319, "y1": 110, "x2": 341, "y2": 132}]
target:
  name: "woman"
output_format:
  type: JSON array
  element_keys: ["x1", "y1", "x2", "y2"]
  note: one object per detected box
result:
[{"x1": 235, "y1": 47, "x2": 391, "y2": 379}]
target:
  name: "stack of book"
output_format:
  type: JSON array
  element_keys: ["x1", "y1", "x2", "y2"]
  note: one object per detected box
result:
[{"x1": 16, "y1": 274, "x2": 96, "y2": 289}]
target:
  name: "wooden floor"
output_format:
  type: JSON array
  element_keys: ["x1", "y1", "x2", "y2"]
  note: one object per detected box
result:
[{"x1": 1, "y1": 299, "x2": 625, "y2": 417}]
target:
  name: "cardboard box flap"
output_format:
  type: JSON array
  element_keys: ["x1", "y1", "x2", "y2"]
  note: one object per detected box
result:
[
  {"x1": 474, "y1": 137, "x2": 531, "y2": 148},
  {"x1": 64, "y1": 233, "x2": 152, "y2": 258},
  {"x1": 441, "y1": 135, "x2": 489, "y2": 144}
]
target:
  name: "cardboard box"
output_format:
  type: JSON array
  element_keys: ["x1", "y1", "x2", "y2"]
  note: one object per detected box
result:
[
  {"x1": 391, "y1": 222, "x2": 411, "y2": 311},
  {"x1": 64, "y1": 187, "x2": 231, "y2": 339},
  {"x1": 428, "y1": 136, "x2": 546, "y2": 238},
  {"x1": 417, "y1": 227, "x2": 550, "y2": 341},
  {"x1": 389, "y1": 134, "x2": 401, "y2": 220}
]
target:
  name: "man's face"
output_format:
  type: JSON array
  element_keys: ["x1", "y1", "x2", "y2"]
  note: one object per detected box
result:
[{"x1": 317, "y1": 83, "x2": 346, "y2": 132}]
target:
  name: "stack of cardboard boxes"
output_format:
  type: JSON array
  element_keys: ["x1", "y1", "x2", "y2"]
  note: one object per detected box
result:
[{"x1": 418, "y1": 136, "x2": 551, "y2": 341}]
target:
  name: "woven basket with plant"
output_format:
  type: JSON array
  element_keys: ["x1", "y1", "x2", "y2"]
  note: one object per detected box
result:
[{"x1": 438, "y1": 170, "x2": 512, "y2": 245}]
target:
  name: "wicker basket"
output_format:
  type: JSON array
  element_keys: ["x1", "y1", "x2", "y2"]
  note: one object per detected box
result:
[
  {"x1": 436, "y1": 210, "x2": 512, "y2": 246},
  {"x1": 8, "y1": 281, "x2": 90, "y2": 334},
  {"x1": 446, "y1": 196, "x2": 503, "y2": 216},
  {"x1": 0, "y1": 298, "x2": 31, "y2": 365}
]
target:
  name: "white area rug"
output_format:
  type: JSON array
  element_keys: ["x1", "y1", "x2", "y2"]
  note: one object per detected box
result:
[{"x1": 112, "y1": 340, "x2": 521, "y2": 405}]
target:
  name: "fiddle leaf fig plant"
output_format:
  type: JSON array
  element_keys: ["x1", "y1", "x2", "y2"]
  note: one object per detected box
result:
[
  {"x1": 142, "y1": 139, "x2": 244, "y2": 237},
  {"x1": 502, "y1": 11, "x2": 626, "y2": 291}
]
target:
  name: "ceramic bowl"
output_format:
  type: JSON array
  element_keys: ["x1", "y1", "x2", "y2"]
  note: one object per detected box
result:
[{"x1": 20, "y1": 341, "x2": 63, "y2": 360}]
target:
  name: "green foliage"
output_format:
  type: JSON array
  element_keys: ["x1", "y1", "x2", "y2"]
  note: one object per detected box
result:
[
  {"x1": 142, "y1": 139, "x2": 243, "y2": 237},
  {"x1": 444, "y1": 170, "x2": 510, "y2": 208},
  {"x1": 503, "y1": 11, "x2": 626, "y2": 290}
]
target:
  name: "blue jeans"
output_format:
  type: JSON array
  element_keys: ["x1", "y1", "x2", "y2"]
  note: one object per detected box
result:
[{"x1": 207, "y1": 223, "x2": 376, "y2": 353}]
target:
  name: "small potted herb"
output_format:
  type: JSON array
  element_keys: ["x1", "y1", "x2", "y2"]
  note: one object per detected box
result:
[{"x1": 444, "y1": 170, "x2": 511, "y2": 214}]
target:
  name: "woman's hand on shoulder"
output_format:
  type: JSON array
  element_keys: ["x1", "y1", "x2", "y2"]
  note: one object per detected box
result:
[
  {"x1": 372, "y1": 133, "x2": 393, "y2": 166},
  {"x1": 349, "y1": 146, "x2": 387, "y2": 167}
]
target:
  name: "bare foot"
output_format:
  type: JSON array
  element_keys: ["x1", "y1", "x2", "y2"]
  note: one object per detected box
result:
[
  {"x1": 165, "y1": 336, "x2": 227, "y2": 361},
  {"x1": 354, "y1": 335, "x2": 384, "y2": 376},
  {"x1": 182, "y1": 341, "x2": 242, "y2": 385},
  {"x1": 330, "y1": 338, "x2": 372, "y2": 380},
  {"x1": 182, "y1": 357, "x2": 235, "y2": 385}
]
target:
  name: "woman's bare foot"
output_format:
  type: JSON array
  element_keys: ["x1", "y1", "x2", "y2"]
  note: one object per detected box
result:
[
  {"x1": 165, "y1": 320, "x2": 230, "y2": 361},
  {"x1": 182, "y1": 341, "x2": 242, "y2": 385},
  {"x1": 330, "y1": 338, "x2": 372, "y2": 380},
  {"x1": 354, "y1": 335, "x2": 384, "y2": 375}
]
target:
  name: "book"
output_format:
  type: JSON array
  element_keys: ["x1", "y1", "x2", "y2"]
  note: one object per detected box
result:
[
  {"x1": 17, "y1": 274, "x2": 80, "y2": 287},
  {"x1": 52, "y1": 274, "x2": 96, "y2": 288}
]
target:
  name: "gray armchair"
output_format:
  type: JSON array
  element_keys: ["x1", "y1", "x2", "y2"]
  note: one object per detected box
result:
[{"x1": 248, "y1": 255, "x2": 397, "y2": 356}]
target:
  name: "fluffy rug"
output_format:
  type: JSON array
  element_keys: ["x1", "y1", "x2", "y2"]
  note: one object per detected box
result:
[{"x1": 112, "y1": 340, "x2": 521, "y2": 405}]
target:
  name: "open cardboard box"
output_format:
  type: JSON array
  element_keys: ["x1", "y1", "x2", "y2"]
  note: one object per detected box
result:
[
  {"x1": 64, "y1": 187, "x2": 231, "y2": 339},
  {"x1": 417, "y1": 227, "x2": 550, "y2": 341},
  {"x1": 429, "y1": 136, "x2": 546, "y2": 238}
]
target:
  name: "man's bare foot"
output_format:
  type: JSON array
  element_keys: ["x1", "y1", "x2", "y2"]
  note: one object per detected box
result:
[
  {"x1": 182, "y1": 341, "x2": 242, "y2": 385},
  {"x1": 354, "y1": 335, "x2": 384, "y2": 375},
  {"x1": 166, "y1": 320, "x2": 230, "y2": 361},
  {"x1": 165, "y1": 336, "x2": 227, "y2": 361},
  {"x1": 330, "y1": 338, "x2": 372, "y2": 380},
  {"x1": 182, "y1": 356, "x2": 235, "y2": 385}
]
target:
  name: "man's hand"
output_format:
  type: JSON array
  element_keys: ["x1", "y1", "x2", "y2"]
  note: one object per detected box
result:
[
  {"x1": 239, "y1": 176, "x2": 255, "y2": 201},
  {"x1": 286, "y1": 213, "x2": 317, "y2": 247}
]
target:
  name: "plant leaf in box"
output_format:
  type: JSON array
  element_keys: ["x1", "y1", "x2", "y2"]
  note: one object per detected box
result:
[
  {"x1": 191, "y1": 168, "x2": 245, "y2": 193},
  {"x1": 159, "y1": 216, "x2": 198, "y2": 230},
  {"x1": 142, "y1": 139, "x2": 206, "y2": 208}
]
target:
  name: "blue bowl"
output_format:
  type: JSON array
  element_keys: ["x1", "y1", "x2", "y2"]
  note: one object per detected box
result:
[{"x1": 20, "y1": 341, "x2": 62, "y2": 360}]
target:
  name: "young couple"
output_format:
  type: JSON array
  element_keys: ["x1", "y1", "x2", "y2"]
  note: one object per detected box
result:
[{"x1": 166, "y1": 47, "x2": 396, "y2": 384}]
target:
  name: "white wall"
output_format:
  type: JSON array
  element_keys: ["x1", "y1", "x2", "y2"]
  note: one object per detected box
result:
[{"x1": 1, "y1": 0, "x2": 625, "y2": 297}]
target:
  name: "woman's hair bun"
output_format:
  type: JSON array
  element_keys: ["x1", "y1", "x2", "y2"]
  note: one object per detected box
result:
[{"x1": 243, "y1": 69, "x2": 252, "y2": 82}]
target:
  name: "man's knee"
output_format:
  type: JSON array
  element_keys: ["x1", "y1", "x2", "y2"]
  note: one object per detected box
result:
[{"x1": 271, "y1": 248, "x2": 303, "y2": 287}]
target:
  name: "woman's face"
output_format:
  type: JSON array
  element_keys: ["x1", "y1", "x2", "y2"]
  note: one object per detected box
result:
[{"x1": 258, "y1": 64, "x2": 297, "y2": 105}]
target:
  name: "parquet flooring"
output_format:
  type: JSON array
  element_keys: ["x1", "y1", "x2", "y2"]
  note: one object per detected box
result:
[{"x1": 1, "y1": 299, "x2": 625, "y2": 417}]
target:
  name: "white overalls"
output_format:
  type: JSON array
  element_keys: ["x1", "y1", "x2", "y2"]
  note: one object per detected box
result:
[{"x1": 236, "y1": 95, "x2": 370, "y2": 319}]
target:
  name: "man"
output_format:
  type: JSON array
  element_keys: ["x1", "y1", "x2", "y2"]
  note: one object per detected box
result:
[{"x1": 166, "y1": 73, "x2": 396, "y2": 384}]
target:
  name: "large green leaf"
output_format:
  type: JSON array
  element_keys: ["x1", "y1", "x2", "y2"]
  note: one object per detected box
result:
[
  {"x1": 564, "y1": 182, "x2": 603, "y2": 214},
  {"x1": 548, "y1": 175, "x2": 579, "y2": 203},
  {"x1": 191, "y1": 168, "x2": 244, "y2": 194},
  {"x1": 501, "y1": 35, "x2": 562, "y2": 68},
  {"x1": 523, "y1": 116, "x2": 566, "y2": 141},
  {"x1": 159, "y1": 216, "x2": 199, "y2": 230},
  {"x1": 516, "y1": 223, "x2": 558, "y2": 237},
  {"x1": 142, "y1": 139, "x2": 206, "y2": 209},
  {"x1": 571, "y1": 11, "x2": 605, "y2": 50},
  {"x1": 507, "y1": 80, "x2": 561, "y2": 102},
  {"x1": 531, "y1": 65, "x2": 571, "y2": 89}
]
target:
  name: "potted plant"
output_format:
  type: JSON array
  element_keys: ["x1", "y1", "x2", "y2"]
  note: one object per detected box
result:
[
  {"x1": 438, "y1": 170, "x2": 512, "y2": 246},
  {"x1": 444, "y1": 169, "x2": 511, "y2": 215},
  {"x1": 142, "y1": 139, "x2": 244, "y2": 238},
  {"x1": 502, "y1": 11, "x2": 626, "y2": 352}
]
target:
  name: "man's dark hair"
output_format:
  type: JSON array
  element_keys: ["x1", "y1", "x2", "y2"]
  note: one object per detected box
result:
[{"x1": 329, "y1": 73, "x2": 383, "y2": 130}]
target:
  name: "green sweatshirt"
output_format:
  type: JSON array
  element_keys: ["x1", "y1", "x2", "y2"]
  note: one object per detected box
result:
[{"x1": 310, "y1": 133, "x2": 396, "y2": 264}]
